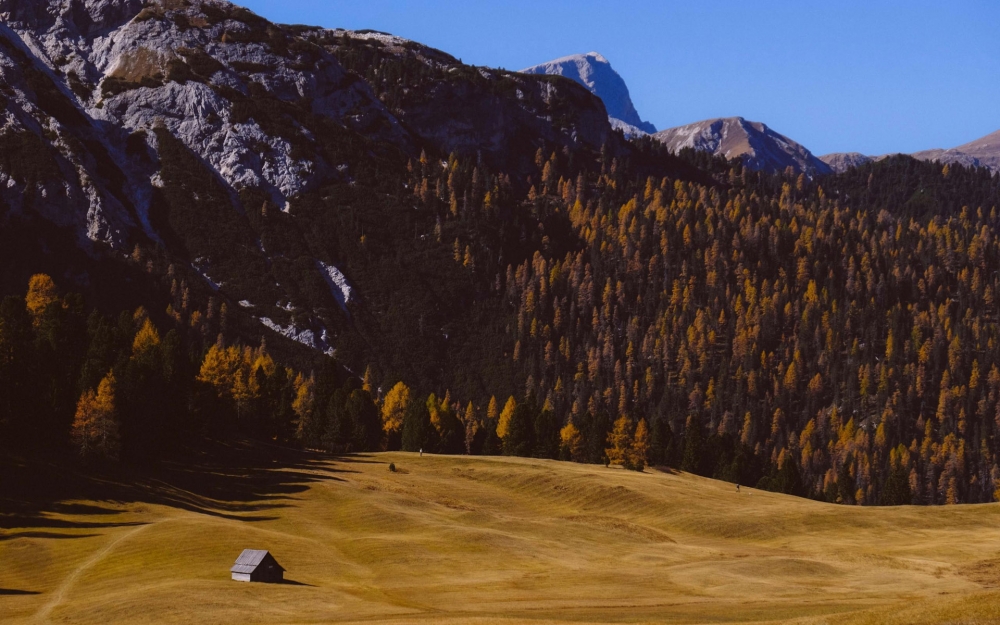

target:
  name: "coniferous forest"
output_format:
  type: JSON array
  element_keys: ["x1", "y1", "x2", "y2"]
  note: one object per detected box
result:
[
  {"x1": 1, "y1": 1, "x2": 1000, "y2": 509},
  {"x1": 6, "y1": 146, "x2": 1000, "y2": 508}
]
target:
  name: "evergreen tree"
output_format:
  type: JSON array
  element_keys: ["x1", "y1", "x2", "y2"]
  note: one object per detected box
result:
[{"x1": 402, "y1": 397, "x2": 433, "y2": 452}]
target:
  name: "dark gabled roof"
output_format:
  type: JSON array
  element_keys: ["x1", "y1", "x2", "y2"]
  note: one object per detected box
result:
[{"x1": 231, "y1": 549, "x2": 284, "y2": 574}]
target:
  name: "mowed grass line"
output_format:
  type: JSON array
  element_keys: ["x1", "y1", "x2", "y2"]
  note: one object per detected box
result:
[{"x1": 3, "y1": 451, "x2": 1000, "y2": 624}]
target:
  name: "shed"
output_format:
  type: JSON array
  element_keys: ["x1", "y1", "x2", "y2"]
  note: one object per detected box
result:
[{"x1": 230, "y1": 549, "x2": 285, "y2": 583}]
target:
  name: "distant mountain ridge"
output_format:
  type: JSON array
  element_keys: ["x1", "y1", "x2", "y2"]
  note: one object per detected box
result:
[
  {"x1": 520, "y1": 52, "x2": 656, "y2": 137},
  {"x1": 821, "y1": 129, "x2": 1000, "y2": 173},
  {"x1": 652, "y1": 117, "x2": 832, "y2": 176},
  {"x1": 910, "y1": 129, "x2": 1000, "y2": 172},
  {"x1": 818, "y1": 152, "x2": 873, "y2": 173}
]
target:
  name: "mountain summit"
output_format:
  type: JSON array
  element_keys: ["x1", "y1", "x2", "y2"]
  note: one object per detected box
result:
[
  {"x1": 653, "y1": 117, "x2": 832, "y2": 176},
  {"x1": 520, "y1": 52, "x2": 656, "y2": 137}
]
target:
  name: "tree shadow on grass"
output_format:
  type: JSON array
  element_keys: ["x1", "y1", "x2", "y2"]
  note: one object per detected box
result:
[
  {"x1": 0, "y1": 440, "x2": 358, "y2": 534},
  {"x1": 0, "y1": 530, "x2": 99, "y2": 542},
  {"x1": 332, "y1": 454, "x2": 383, "y2": 465},
  {"x1": 0, "y1": 589, "x2": 41, "y2": 595}
]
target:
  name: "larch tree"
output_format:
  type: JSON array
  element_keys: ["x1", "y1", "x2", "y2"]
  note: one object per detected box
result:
[
  {"x1": 630, "y1": 419, "x2": 649, "y2": 471},
  {"x1": 496, "y1": 396, "x2": 516, "y2": 440},
  {"x1": 559, "y1": 421, "x2": 584, "y2": 462},
  {"x1": 292, "y1": 373, "x2": 317, "y2": 442},
  {"x1": 463, "y1": 401, "x2": 478, "y2": 454},
  {"x1": 71, "y1": 372, "x2": 120, "y2": 461},
  {"x1": 25, "y1": 274, "x2": 58, "y2": 327},
  {"x1": 381, "y1": 381, "x2": 411, "y2": 434},
  {"x1": 606, "y1": 416, "x2": 632, "y2": 468},
  {"x1": 132, "y1": 317, "x2": 161, "y2": 355}
]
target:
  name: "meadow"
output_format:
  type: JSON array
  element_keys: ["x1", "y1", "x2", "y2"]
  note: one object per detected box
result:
[{"x1": 3, "y1": 447, "x2": 1000, "y2": 624}]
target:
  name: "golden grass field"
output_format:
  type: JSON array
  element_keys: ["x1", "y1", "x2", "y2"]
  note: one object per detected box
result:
[{"x1": 4, "y1": 447, "x2": 1000, "y2": 624}]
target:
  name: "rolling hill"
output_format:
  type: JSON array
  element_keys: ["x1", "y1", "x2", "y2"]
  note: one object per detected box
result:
[{"x1": 4, "y1": 450, "x2": 1000, "y2": 624}]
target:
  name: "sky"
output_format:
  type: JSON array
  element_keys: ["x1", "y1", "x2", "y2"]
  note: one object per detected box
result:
[{"x1": 239, "y1": 1, "x2": 1000, "y2": 156}]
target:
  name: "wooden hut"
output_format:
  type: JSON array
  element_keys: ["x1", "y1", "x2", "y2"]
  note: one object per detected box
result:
[{"x1": 230, "y1": 549, "x2": 285, "y2": 583}]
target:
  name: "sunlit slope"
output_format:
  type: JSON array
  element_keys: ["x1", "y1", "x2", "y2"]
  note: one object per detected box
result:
[{"x1": 4, "y1": 453, "x2": 1000, "y2": 624}]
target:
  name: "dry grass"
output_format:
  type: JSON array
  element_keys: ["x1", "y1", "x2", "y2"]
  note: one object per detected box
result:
[{"x1": 3, "y1": 451, "x2": 1000, "y2": 624}]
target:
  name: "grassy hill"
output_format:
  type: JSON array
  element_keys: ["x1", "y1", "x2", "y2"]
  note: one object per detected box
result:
[{"x1": 4, "y1": 450, "x2": 1000, "y2": 624}]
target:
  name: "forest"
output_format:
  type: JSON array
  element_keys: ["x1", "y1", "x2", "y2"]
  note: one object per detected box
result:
[{"x1": 4, "y1": 144, "x2": 1000, "y2": 509}]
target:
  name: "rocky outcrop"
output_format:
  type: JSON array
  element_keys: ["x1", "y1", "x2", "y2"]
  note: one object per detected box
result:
[
  {"x1": 653, "y1": 117, "x2": 832, "y2": 177},
  {"x1": 819, "y1": 152, "x2": 874, "y2": 174},
  {"x1": 317, "y1": 32, "x2": 618, "y2": 174},
  {"x1": 0, "y1": 0, "x2": 625, "y2": 357},
  {"x1": 520, "y1": 52, "x2": 656, "y2": 137},
  {"x1": 0, "y1": 0, "x2": 409, "y2": 249}
]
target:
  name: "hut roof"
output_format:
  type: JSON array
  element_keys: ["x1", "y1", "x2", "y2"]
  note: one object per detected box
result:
[{"x1": 231, "y1": 549, "x2": 285, "y2": 574}]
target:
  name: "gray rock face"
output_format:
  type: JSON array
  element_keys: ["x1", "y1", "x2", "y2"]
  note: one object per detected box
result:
[
  {"x1": 653, "y1": 117, "x2": 832, "y2": 176},
  {"x1": 316, "y1": 32, "x2": 617, "y2": 174},
  {"x1": 387, "y1": 65, "x2": 612, "y2": 171},
  {"x1": 0, "y1": 0, "x2": 408, "y2": 249},
  {"x1": 0, "y1": 0, "x2": 623, "y2": 356},
  {"x1": 520, "y1": 52, "x2": 656, "y2": 137},
  {"x1": 819, "y1": 152, "x2": 873, "y2": 174}
]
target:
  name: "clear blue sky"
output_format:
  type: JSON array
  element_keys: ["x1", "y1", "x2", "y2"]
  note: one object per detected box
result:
[{"x1": 239, "y1": 1, "x2": 1000, "y2": 156}]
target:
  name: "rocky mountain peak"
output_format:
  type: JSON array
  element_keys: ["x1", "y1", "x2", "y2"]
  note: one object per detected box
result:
[
  {"x1": 520, "y1": 51, "x2": 656, "y2": 137},
  {"x1": 653, "y1": 117, "x2": 832, "y2": 176}
]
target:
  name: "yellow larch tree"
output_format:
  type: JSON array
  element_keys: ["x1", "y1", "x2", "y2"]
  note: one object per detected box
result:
[
  {"x1": 496, "y1": 396, "x2": 516, "y2": 439},
  {"x1": 25, "y1": 274, "x2": 58, "y2": 326},
  {"x1": 71, "y1": 371, "x2": 120, "y2": 461},
  {"x1": 606, "y1": 416, "x2": 632, "y2": 467},
  {"x1": 381, "y1": 381, "x2": 411, "y2": 434}
]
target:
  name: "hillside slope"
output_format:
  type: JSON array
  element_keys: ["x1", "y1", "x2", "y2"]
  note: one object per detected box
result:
[
  {"x1": 0, "y1": 0, "x2": 625, "y2": 378},
  {"x1": 653, "y1": 116, "x2": 832, "y2": 176},
  {"x1": 3, "y1": 451, "x2": 1000, "y2": 624}
]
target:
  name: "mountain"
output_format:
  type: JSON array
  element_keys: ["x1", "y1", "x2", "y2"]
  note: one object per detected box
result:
[
  {"x1": 911, "y1": 129, "x2": 1000, "y2": 172},
  {"x1": 818, "y1": 152, "x2": 873, "y2": 173},
  {"x1": 821, "y1": 129, "x2": 1000, "y2": 174},
  {"x1": 0, "y1": 0, "x2": 627, "y2": 377},
  {"x1": 520, "y1": 52, "x2": 656, "y2": 138},
  {"x1": 9, "y1": 0, "x2": 1000, "y2": 512},
  {"x1": 652, "y1": 117, "x2": 832, "y2": 176}
]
